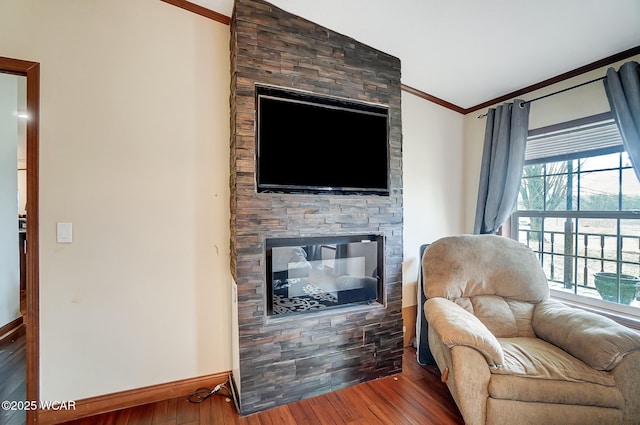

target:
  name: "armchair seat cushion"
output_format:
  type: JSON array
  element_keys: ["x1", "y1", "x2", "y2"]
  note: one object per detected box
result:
[{"x1": 489, "y1": 338, "x2": 623, "y2": 409}]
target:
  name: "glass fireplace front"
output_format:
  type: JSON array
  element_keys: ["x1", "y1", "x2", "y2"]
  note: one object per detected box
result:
[{"x1": 266, "y1": 234, "x2": 384, "y2": 316}]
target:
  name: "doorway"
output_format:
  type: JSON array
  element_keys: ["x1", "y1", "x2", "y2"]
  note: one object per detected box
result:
[{"x1": 0, "y1": 56, "x2": 40, "y2": 425}]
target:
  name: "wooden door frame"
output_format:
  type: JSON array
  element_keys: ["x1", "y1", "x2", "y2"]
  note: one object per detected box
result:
[{"x1": 0, "y1": 56, "x2": 40, "y2": 424}]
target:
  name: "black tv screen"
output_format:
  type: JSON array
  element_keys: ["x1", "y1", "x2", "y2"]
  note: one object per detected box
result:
[{"x1": 256, "y1": 86, "x2": 390, "y2": 195}]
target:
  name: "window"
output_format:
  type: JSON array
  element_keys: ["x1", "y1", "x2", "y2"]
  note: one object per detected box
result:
[{"x1": 512, "y1": 113, "x2": 640, "y2": 318}]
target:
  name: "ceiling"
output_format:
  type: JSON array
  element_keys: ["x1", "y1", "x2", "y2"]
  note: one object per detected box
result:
[{"x1": 190, "y1": 0, "x2": 640, "y2": 111}]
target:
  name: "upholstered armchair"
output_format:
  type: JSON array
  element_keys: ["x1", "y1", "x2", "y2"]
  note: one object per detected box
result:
[{"x1": 421, "y1": 234, "x2": 640, "y2": 425}]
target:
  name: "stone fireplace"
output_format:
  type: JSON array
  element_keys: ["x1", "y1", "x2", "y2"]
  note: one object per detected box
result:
[{"x1": 230, "y1": 0, "x2": 403, "y2": 414}]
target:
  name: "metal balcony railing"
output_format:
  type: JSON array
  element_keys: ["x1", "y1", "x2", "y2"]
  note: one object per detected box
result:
[{"x1": 511, "y1": 212, "x2": 640, "y2": 307}]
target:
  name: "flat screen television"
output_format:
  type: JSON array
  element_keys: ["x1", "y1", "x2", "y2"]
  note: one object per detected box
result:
[{"x1": 256, "y1": 85, "x2": 390, "y2": 195}]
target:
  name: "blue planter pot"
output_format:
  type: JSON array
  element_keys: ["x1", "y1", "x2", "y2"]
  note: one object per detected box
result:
[{"x1": 593, "y1": 272, "x2": 640, "y2": 305}]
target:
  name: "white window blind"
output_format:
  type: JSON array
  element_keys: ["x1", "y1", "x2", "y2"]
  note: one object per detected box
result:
[{"x1": 525, "y1": 118, "x2": 623, "y2": 164}]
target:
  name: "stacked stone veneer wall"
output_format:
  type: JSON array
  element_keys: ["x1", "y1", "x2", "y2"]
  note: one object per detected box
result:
[{"x1": 230, "y1": 0, "x2": 403, "y2": 414}]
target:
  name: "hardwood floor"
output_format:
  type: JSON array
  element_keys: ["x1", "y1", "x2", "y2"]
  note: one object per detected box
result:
[
  {"x1": 61, "y1": 347, "x2": 463, "y2": 425},
  {"x1": 0, "y1": 325, "x2": 27, "y2": 425}
]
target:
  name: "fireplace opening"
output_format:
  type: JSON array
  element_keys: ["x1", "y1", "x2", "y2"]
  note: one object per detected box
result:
[{"x1": 266, "y1": 234, "x2": 384, "y2": 316}]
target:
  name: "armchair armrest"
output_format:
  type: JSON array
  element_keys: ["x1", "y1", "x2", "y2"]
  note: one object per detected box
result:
[
  {"x1": 533, "y1": 299, "x2": 640, "y2": 371},
  {"x1": 424, "y1": 297, "x2": 504, "y2": 368}
]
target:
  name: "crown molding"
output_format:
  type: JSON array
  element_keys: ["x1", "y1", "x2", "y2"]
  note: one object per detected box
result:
[
  {"x1": 161, "y1": 0, "x2": 231, "y2": 25},
  {"x1": 465, "y1": 45, "x2": 640, "y2": 114},
  {"x1": 400, "y1": 84, "x2": 466, "y2": 114}
]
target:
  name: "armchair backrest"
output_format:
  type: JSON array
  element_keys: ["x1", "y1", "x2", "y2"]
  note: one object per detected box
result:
[{"x1": 422, "y1": 234, "x2": 550, "y2": 337}]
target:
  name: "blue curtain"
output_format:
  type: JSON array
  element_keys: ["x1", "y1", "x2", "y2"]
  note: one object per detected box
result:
[
  {"x1": 474, "y1": 100, "x2": 531, "y2": 234},
  {"x1": 604, "y1": 61, "x2": 640, "y2": 181}
]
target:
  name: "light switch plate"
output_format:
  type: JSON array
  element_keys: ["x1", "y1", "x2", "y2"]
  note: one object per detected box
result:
[{"x1": 57, "y1": 222, "x2": 73, "y2": 243}]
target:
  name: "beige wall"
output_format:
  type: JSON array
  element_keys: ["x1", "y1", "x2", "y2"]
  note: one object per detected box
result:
[
  {"x1": 462, "y1": 54, "x2": 640, "y2": 234},
  {"x1": 402, "y1": 92, "x2": 466, "y2": 308},
  {"x1": 0, "y1": 0, "x2": 231, "y2": 401}
]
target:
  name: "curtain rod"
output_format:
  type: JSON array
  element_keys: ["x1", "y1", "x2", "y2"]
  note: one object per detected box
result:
[{"x1": 477, "y1": 75, "x2": 606, "y2": 118}]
